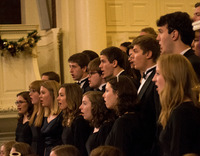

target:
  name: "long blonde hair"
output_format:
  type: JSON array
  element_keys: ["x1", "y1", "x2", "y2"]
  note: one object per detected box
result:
[
  {"x1": 158, "y1": 54, "x2": 199, "y2": 128},
  {"x1": 41, "y1": 80, "x2": 61, "y2": 117},
  {"x1": 29, "y1": 80, "x2": 45, "y2": 127}
]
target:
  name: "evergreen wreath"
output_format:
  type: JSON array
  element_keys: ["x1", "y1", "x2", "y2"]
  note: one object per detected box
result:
[{"x1": 0, "y1": 30, "x2": 41, "y2": 57}]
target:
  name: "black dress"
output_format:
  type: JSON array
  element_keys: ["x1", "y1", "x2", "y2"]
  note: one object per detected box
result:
[
  {"x1": 15, "y1": 121, "x2": 32, "y2": 145},
  {"x1": 41, "y1": 112, "x2": 63, "y2": 156},
  {"x1": 86, "y1": 121, "x2": 114, "y2": 155},
  {"x1": 105, "y1": 112, "x2": 143, "y2": 156},
  {"x1": 31, "y1": 115, "x2": 45, "y2": 156},
  {"x1": 159, "y1": 101, "x2": 200, "y2": 156},
  {"x1": 62, "y1": 115, "x2": 92, "y2": 156}
]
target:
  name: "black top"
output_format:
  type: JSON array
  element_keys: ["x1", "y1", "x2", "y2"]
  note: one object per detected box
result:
[
  {"x1": 86, "y1": 121, "x2": 114, "y2": 155},
  {"x1": 16, "y1": 121, "x2": 32, "y2": 145},
  {"x1": 184, "y1": 49, "x2": 200, "y2": 81},
  {"x1": 105, "y1": 113, "x2": 143, "y2": 156},
  {"x1": 79, "y1": 78, "x2": 93, "y2": 94},
  {"x1": 119, "y1": 71, "x2": 140, "y2": 89},
  {"x1": 31, "y1": 115, "x2": 45, "y2": 156},
  {"x1": 41, "y1": 112, "x2": 63, "y2": 156},
  {"x1": 62, "y1": 115, "x2": 92, "y2": 156},
  {"x1": 160, "y1": 101, "x2": 200, "y2": 156},
  {"x1": 137, "y1": 68, "x2": 161, "y2": 156}
]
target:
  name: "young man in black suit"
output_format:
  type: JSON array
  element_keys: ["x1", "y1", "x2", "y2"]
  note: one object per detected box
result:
[
  {"x1": 87, "y1": 57, "x2": 106, "y2": 92},
  {"x1": 131, "y1": 35, "x2": 161, "y2": 156},
  {"x1": 68, "y1": 53, "x2": 93, "y2": 94},
  {"x1": 99, "y1": 46, "x2": 127, "y2": 79},
  {"x1": 157, "y1": 11, "x2": 200, "y2": 80},
  {"x1": 99, "y1": 46, "x2": 140, "y2": 88}
]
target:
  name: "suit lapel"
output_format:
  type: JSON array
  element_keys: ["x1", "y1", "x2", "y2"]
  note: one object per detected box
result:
[
  {"x1": 138, "y1": 69, "x2": 155, "y2": 100},
  {"x1": 183, "y1": 48, "x2": 194, "y2": 57}
]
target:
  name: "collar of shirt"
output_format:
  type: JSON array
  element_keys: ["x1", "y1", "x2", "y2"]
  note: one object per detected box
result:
[
  {"x1": 99, "y1": 83, "x2": 106, "y2": 91},
  {"x1": 143, "y1": 65, "x2": 156, "y2": 79},
  {"x1": 116, "y1": 69, "x2": 125, "y2": 77},
  {"x1": 180, "y1": 47, "x2": 191, "y2": 55},
  {"x1": 78, "y1": 77, "x2": 88, "y2": 88},
  {"x1": 137, "y1": 65, "x2": 156, "y2": 94}
]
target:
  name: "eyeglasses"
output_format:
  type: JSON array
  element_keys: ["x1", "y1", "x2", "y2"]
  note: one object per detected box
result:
[
  {"x1": 15, "y1": 101, "x2": 27, "y2": 105},
  {"x1": 88, "y1": 71, "x2": 99, "y2": 76}
]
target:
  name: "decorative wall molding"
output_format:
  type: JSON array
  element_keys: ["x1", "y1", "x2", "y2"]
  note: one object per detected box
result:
[
  {"x1": 0, "y1": 24, "x2": 41, "y2": 112},
  {"x1": 105, "y1": 0, "x2": 196, "y2": 47},
  {"x1": 36, "y1": 28, "x2": 61, "y2": 77},
  {"x1": 106, "y1": 1, "x2": 126, "y2": 26}
]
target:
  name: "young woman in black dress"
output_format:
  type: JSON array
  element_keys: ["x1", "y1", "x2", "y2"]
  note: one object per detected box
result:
[
  {"x1": 103, "y1": 76, "x2": 143, "y2": 156},
  {"x1": 29, "y1": 80, "x2": 45, "y2": 156},
  {"x1": 40, "y1": 80, "x2": 63, "y2": 156},
  {"x1": 79, "y1": 91, "x2": 116, "y2": 155},
  {"x1": 15, "y1": 91, "x2": 33, "y2": 145},
  {"x1": 57, "y1": 83, "x2": 92, "y2": 156},
  {"x1": 153, "y1": 54, "x2": 200, "y2": 156}
]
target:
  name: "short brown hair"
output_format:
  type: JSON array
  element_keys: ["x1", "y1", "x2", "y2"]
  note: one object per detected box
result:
[
  {"x1": 90, "y1": 145, "x2": 124, "y2": 156},
  {"x1": 132, "y1": 35, "x2": 160, "y2": 63},
  {"x1": 11, "y1": 142, "x2": 33, "y2": 156},
  {"x1": 68, "y1": 53, "x2": 90, "y2": 68},
  {"x1": 51, "y1": 145, "x2": 81, "y2": 156},
  {"x1": 87, "y1": 57, "x2": 102, "y2": 75},
  {"x1": 1, "y1": 141, "x2": 16, "y2": 156}
]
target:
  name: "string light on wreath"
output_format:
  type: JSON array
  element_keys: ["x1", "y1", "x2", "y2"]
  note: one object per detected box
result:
[{"x1": 0, "y1": 30, "x2": 41, "y2": 57}]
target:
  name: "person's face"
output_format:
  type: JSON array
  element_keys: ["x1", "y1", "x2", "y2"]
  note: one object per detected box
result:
[
  {"x1": 29, "y1": 89, "x2": 40, "y2": 105},
  {"x1": 50, "y1": 151, "x2": 57, "y2": 156},
  {"x1": 39, "y1": 86, "x2": 52, "y2": 107},
  {"x1": 193, "y1": 6, "x2": 200, "y2": 22},
  {"x1": 69, "y1": 62, "x2": 85, "y2": 81},
  {"x1": 57, "y1": 87, "x2": 67, "y2": 110},
  {"x1": 79, "y1": 95, "x2": 93, "y2": 121},
  {"x1": 0, "y1": 145, "x2": 5, "y2": 156},
  {"x1": 193, "y1": 30, "x2": 200, "y2": 57},
  {"x1": 132, "y1": 45, "x2": 148, "y2": 72},
  {"x1": 15, "y1": 96, "x2": 29, "y2": 115},
  {"x1": 103, "y1": 83, "x2": 118, "y2": 109},
  {"x1": 152, "y1": 65, "x2": 165, "y2": 94},
  {"x1": 88, "y1": 71, "x2": 103, "y2": 89},
  {"x1": 41, "y1": 75, "x2": 49, "y2": 80},
  {"x1": 99, "y1": 55, "x2": 114, "y2": 79},
  {"x1": 128, "y1": 48, "x2": 135, "y2": 69},
  {"x1": 157, "y1": 24, "x2": 173, "y2": 54}
]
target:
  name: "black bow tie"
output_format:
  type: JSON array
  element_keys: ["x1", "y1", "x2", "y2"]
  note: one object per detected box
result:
[{"x1": 142, "y1": 67, "x2": 155, "y2": 79}]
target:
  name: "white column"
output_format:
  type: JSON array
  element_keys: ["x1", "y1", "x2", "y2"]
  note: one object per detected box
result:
[{"x1": 75, "y1": 0, "x2": 107, "y2": 53}]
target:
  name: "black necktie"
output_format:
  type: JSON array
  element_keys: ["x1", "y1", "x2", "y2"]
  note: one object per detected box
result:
[{"x1": 142, "y1": 67, "x2": 155, "y2": 79}]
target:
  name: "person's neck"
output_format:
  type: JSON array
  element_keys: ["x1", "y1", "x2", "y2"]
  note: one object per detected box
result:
[
  {"x1": 173, "y1": 42, "x2": 190, "y2": 54},
  {"x1": 113, "y1": 67, "x2": 124, "y2": 77},
  {"x1": 23, "y1": 113, "x2": 29, "y2": 124},
  {"x1": 79, "y1": 74, "x2": 88, "y2": 81},
  {"x1": 142, "y1": 62, "x2": 156, "y2": 73},
  {"x1": 37, "y1": 105, "x2": 41, "y2": 115}
]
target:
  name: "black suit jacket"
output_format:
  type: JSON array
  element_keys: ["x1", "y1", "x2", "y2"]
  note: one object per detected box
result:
[
  {"x1": 137, "y1": 68, "x2": 161, "y2": 156},
  {"x1": 119, "y1": 70, "x2": 140, "y2": 89},
  {"x1": 81, "y1": 78, "x2": 93, "y2": 94},
  {"x1": 184, "y1": 49, "x2": 200, "y2": 80}
]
